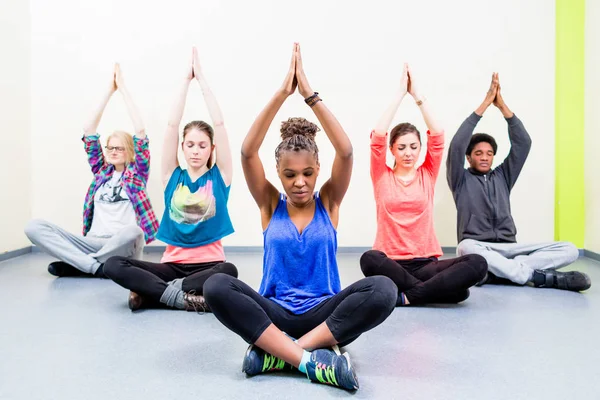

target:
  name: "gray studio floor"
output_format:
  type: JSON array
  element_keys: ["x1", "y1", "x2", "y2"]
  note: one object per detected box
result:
[{"x1": 0, "y1": 250, "x2": 599, "y2": 400}]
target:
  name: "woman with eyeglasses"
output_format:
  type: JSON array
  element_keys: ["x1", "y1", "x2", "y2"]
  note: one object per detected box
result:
[
  {"x1": 103, "y1": 48, "x2": 237, "y2": 312},
  {"x1": 24, "y1": 64, "x2": 159, "y2": 278}
]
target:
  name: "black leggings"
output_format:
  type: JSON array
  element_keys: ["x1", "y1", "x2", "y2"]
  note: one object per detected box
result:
[
  {"x1": 104, "y1": 256, "x2": 238, "y2": 302},
  {"x1": 203, "y1": 274, "x2": 397, "y2": 346},
  {"x1": 360, "y1": 250, "x2": 487, "y2": 305}
]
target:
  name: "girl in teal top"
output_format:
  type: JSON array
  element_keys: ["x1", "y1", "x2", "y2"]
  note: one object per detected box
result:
[{"x1": 104, "y1": 48, "x2": 237, "y2": 312}]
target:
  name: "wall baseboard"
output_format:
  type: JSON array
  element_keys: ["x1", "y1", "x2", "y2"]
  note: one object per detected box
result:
[
  {"x1": 146, "y1": 246, "x2": 462, "y2": 255},
  {"x1": 6, "y1": 245, "x2": 596, "y2": 263},
  {"x1": 584, "y1": 250, "x2": 600, "y2": 263},
  {"x1": 0, "y1": 247, "x2": 32, "y2": 263},
  {"x1": 145, "y1": 246, "x2": 374, "y2": 254},
  {"x1": 442, "y1": 246, "x2": 457, "y2": 255}
]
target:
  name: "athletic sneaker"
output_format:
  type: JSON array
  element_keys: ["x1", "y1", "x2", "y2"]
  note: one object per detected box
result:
[
  {"x1": 183, "y1": 291, "x2": 211, "y2": 313},
  {"x1": 305, "y1": 348, "x2": 359, "y2": 391},
  {"x1": 242, "y1": 344, "x2": 294, "y2": 376},
  {"x1": 532, "y1": 269, "x2": 592, "y2": 291},
  {"x1": 242, "y1": 340, "x2": 343, "y2": 377}
]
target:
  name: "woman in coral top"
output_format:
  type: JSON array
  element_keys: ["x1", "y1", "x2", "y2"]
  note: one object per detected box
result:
[{"x1": 360, "y1": 64, "x2": 487, "y2": 306}]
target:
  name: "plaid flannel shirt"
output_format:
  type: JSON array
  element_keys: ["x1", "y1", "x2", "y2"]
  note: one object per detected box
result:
[{"x1": 81, "y1": 134, "x2": 159, "y2": 243}]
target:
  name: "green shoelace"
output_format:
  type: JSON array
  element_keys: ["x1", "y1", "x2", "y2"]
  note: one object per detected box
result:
[
  {"x1": 314, "y1": 362, "x2": 339, "y2": 386},
  {"x1": 262, "y1": 353, "x2": 287, "y2": 372}
]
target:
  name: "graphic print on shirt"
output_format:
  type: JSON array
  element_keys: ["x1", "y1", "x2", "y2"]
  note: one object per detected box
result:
[
  {"x1": 169, "y1": 180, "x2": 216, "y2": 225},
  {"x1": 96, "y1": 174, "x2": 129, "y2": 204}
]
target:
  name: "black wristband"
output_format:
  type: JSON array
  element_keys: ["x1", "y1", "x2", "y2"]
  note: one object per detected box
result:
[
  {"x1": 308, "y1": 98, "x2": 322, "y2": 107},
  {"x1": 305, "y1": 92, "x2": 322, "y2": 107},
  {"x1": 304, "y1": 92, "x2": 319, "y2": 104}
]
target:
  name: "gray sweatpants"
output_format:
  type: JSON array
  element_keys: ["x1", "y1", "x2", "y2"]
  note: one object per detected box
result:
[
  {"x1": 457, "y1": 239, "x2": 579, "y2": 285},
  {"x1": 24, "y1": 219, "x2": 145, "y2": 275}
]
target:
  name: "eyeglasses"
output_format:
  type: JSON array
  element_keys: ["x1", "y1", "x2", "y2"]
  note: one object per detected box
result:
[{"x1": 105, "y1": 146, "x2": 126, "y2": 153}]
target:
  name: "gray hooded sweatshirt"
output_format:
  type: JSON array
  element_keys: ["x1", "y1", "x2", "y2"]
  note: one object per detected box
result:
[{"x1": 446, "y1": 112, "x2": 532, "y2": 243}]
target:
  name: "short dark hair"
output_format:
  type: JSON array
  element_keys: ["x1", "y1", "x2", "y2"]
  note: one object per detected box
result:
[{"x1": 466, "y1": 133, "x2": 497, "y2": 156}]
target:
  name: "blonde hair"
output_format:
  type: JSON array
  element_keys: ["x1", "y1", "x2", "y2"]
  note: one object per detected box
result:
[{"x1": 106, "y1": 130, "x2": 135, "y2": 164}]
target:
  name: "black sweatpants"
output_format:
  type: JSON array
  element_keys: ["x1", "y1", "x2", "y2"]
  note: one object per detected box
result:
[
  {"x1": 104, "y1": 256, "x2": 238, "y2": 301},
  {"x1": 360, "y1": 250, "x2": 487, "y2": 305},
  {"x1": 203, "y1": 274, "x2": 397, "y2": 345}
]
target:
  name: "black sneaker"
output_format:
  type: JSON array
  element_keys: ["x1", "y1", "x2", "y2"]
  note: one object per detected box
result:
[
  {"x1": 476, "y1": 272, "x2": 494, "y2": 286},
  {"x1": 47, "y1": 262, "x2": 85, "y2": 277},
  {"x1": 476, "y1": 272, "x2": 516, "y2": 286},
  {"x1": 532, "y1": 269, "x2": 592, "y2": 291},
  {"x1": 94, "y1": 263, "x2": 106, "y2": 278}
]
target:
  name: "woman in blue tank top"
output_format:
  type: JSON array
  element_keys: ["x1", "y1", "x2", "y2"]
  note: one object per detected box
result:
[
  {"x1": 104, "y1": 48, "x2": 238, "y2": 312},
  {"x1": 203, "y1": 44, "x2": 397, "y2": 391}
]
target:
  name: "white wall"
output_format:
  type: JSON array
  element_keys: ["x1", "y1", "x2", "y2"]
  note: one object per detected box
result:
[
  {"x1": 585, "y1": 0, "x2": 600, "y2": 253},
  {"x1": 0, "y1": 0, "x2": 31, "y2": 253},
  {"x1": 29, "y1": 0, "x2": 556, "y2": 248}
]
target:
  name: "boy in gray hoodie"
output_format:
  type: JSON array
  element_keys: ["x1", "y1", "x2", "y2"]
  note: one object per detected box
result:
[{"x1": 446, "y1": 73, "x2": 590, "y2": 292}]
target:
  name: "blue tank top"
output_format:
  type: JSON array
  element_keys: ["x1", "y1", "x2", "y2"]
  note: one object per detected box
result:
[
  {"x1": 258, "y1": 192, "x2": 341, "y2": 314},
  {"x1": 157, "y1": 166, "x2": 234, "y2": 248}
]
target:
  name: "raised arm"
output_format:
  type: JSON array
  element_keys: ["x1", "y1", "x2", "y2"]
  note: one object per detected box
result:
[
  {"x1": 407, "y1": 65, "x2": 444, "y2": 178},
  {"x1": 83, "y1": 66, "x2": 116, "y2": 136},
  {"x1": 295, "y1": 44, "x2": 353, "y2": 209},
  {"x1": 241, "y1": 44, "x2": 297, "y2": 213},
  {"x1": 370, "y1": 65, "x2": 409, "y2": 182},
  {"x1": 193, "y1": 47, "x2": 232, "y2": 186},
  {"x1": 408, "y1": 65, "x2": 442, "y2": 134},
  {"x1": 447, "y1": 73, "x2": 498, "y2": 191},
  {"x1": 162, "y1": 52, "x2": 194, "y2": 187},
  {"x1": 115, "y1": 64, "x2": 145, "y2": 138},
  {"x1": 447, "y1": 113, "x2": 481, "y2": 191},
  {"x1": 82, "y1": 66, "x2": 118, "y2": 173},
  {"x1": 373, "y1": 63, "x2": 409, "y2": 136},
  {"x1": 114, "y1": 64, "x2": 150, "y2": 181},
  {"x1": 493, "y1": 76, "x2": 532, "y2": 190}
]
